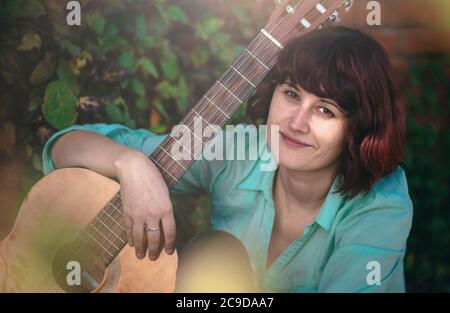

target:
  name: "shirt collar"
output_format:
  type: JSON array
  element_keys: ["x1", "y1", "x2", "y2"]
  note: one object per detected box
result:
[
  {"x1": 238, "y1": 135, "x2": 344, "y2": 232},
  {"x1": 314, "y1": 175, "x2": 344, "y2": 232},
  {"x1": 238, "y1": 135, "x2": 279, "y2": 202}
]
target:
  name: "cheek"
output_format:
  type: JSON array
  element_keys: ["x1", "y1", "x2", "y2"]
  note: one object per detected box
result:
[
  {"x1": 267, "y1": 97, "x2": 288, "y2": 125},
  {"x1": 266, "y1": 101, "x2": 277, "y2": 125},
  {"x1": 317, "y1": 125, "x2": 346, "y2": 157}
]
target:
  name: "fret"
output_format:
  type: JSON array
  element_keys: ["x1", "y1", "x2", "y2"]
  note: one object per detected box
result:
[
  {"x1": 260, "y1": 29, "x2": 283, "y2": 49},
  {"x1": 95, "y1": 215, "x2": 126, "y2": 245},
  {"x1": 89, "y1": 222, "x2": 121, "y2": 251},
  {"x1": 182, "y1": 124, "x2": 208, "y2": 148},
  {"x1": 230, "y1": 65, "x2": 256, "y2": 88},
  {"x1": 99, "y1": 208, "x2": 127, "y2": 233},
  {"x1": 168, "y1": 134, "x2": 195, "y2": 158},
  {"x1": 202, "y1": 95, "x2": 230, "y2": 119},
  {"x1": 84, "y1": 229, "x2": 115, "y2": 258},
  {"x1": 149, "y1": 155, "x2": 178, "y2": 182},
  {"x1": 191, "y1": 108, "x2": 217, "y2": 131},
  {"x1": 216, "y1": 81, "x2": 243, "y2": 104},
  {"x1": 244, "y1": 48, "x2": 270, "y2": 71},
  {"x1": 108, "y1": 199, "x2": 124, "y2": 217},
  {"x1": 159, "y1": 145, "x2": 187, "y2": 171}
]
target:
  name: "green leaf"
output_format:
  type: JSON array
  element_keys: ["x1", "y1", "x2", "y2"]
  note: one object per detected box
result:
[
  {"x1": 30, "y1": 53, "x2": 55, "y2": 85},
  {"x1": 105, "y1": 97, "x2": 134, "y2": 126},
  {"x1": 138, "y1": 58, "x2": 158, "y2": 79},
  {"x1": 150, "y1": 125, "x2": 167, "y2": 134},
  {"x1": 17, "y1": 31, "x2": 41, "y2": 51},
  {"x1": 189, "y1": 46, "x2": 210, "y2": 67},
  {"x1": 177, "y1": 75, "x2": 189, "y2": 110},
  {"x1": 131, "y1": 78, "x2": 145, "y2": 97},
  {"x1": 42, "y1": 81, "x2": 78, "y2": 129},
  {"x1": 112, "y1": 96, "x2": 126, "y2": 107},
  {"x1": 102, "y1": 35, "x2": 127, "y2": 52},
  {"x1": 21, "y1": 0, "x2": 45, "y2": 18},
  {"x1": 122, "y1": 110, "x2": 136, "y2": 128},
  {"x1": 166, "y1": 5, "x2": 188, "y2": 23},
  {"x1": 105, "y1": 103, "x2": 123, "y2": 123},
  {"x1": 152, "y1": 98, "x2": 170, "y2": 120},
  {"x1": 102, "y1": 22, "x2": 118, "y2": 39},
  {"x1": 117, "y1": 51, "x2": 135, "y2": 71},
  {"x1": 155, "y1": 80, "x2": 178, "y2": 99},
  {"x1": 160, "y1": 53, "x2": 179, "y2": 82},
  {"x1": 136, "y1": 13, "x2": 147, "y2": 39},
  {"x1": 90, "y1": 16, "x2": 106, "y2": 34},
  {"x1": 136, "y1": 98, "x2": 147, "y2": 110},
  {"x1": 141, "y1": 36, "x2": 157, "y2": 49},
  {"x1": 57, "y1": 61, "x2": 79, "y2": 95},
  {"x1": 196, "y1": 18, "x2": 224, "y2": 40},
  {"x1": 59, "y1": 39, "x2": 81, "y2": 56}
]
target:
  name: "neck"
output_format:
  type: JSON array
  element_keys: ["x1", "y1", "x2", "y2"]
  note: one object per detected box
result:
[{"x1": 274, "y1": 163, "x2": 338, "y2": 214}]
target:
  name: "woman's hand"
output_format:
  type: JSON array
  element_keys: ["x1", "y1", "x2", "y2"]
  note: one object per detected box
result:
[{"x1": 114, "y1": 150, "x2": 176, "y2": 260}]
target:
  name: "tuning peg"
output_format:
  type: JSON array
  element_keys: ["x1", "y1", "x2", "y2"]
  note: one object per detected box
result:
[
  {"x1": 285, "y1": 4, "x2": 295, "y2": 15},
  {"x1": 274, "y1": 0, "x2": 282, "y2": 6},
  {"x1": 344, "y1": 0, "x2": 353, "y2": 11},
  {"x1": 329, "y1": 11, "x2": 341, "y2": 22}
]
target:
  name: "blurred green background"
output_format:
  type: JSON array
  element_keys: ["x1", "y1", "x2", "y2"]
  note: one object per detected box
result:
[{"x1": 0, "y1": 0, "x2": 448, "y2": 292}]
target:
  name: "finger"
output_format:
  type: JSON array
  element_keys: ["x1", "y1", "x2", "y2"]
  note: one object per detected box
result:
[
  {"x1": 124, "y1": 216, "x2": 134, "y2": 247},
  {"x1": 133, "y1": 220, "x2": 146, "y2": 259},
  {"x1": 161, "y1": 213, "x2": 176, "y2": 255},
  {"x1": 146, "y1": 221, "x2": 161, "y2": 261}
]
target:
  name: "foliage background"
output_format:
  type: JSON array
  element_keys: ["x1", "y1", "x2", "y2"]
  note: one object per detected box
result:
[{"x1": 0, "y1": 0, "x2": 448, "y2": 292}]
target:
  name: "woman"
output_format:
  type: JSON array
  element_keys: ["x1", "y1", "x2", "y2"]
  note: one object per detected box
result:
[{"x1": 42, "y1": 26, "x2": 413, "y2": 292}]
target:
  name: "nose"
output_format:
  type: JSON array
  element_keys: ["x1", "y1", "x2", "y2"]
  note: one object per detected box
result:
[{"x1": 289, "y1": 106, "x2": 310, "y2": 133}]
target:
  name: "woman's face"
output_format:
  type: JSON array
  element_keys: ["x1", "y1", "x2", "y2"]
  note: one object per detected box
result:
[{"x1": 266, "y1": 81, "x2": 349, "y2": 173}]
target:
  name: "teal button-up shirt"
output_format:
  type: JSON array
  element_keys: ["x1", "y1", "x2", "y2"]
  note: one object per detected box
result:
[{"x1": 42, "y1": 123, "x2": 414, "y2": 292}]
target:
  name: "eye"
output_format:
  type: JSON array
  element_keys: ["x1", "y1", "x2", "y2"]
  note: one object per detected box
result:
[
  {"x1": 283, "y1": 90, "x2": 300, "y2": 101},
  {"x1": 318, "y1": 107, "x2": 335, "y2": 117}
]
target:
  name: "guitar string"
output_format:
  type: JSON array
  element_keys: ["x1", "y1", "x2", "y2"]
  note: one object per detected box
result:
[
  {"x1": 39, "y1": 0, "x2": 336, "y2": 292},
  {"x1": 40, "y1": 0, "x2": 326, "y2": 291},
  {"x1": 40, "y1": 0, "x2": 338, "y2": 292},
  {"x1": 86, "y1": 0, "x2": 340, "y2": 278},
  {"x1": 37, "y1": 5, "x2": 290, "y2": 292},
  {"x1": 148, "y1": 0, "x2": 334, "y2": 185},
  {"x1": 41, "y1": 194, "x2": 127, "y2": 292}
]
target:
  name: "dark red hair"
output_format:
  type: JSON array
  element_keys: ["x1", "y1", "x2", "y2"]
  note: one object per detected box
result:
[{"x1": 247, "y1": 26, "x2": 406, "y2": 199}]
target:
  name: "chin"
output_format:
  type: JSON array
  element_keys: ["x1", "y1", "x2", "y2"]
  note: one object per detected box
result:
[{"x1": 277, "y1": 156, "x2": 312, "y2": 171}]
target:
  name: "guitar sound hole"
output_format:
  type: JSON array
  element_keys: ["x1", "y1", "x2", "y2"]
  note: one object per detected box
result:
[{"x1": 51, "y1": 240, "x2": 106, "y2": 293}]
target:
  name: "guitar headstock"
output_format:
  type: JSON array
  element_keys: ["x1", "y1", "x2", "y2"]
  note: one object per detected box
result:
[{"x1": 264, "y1": 0, "x2": 353, "y2": 48}]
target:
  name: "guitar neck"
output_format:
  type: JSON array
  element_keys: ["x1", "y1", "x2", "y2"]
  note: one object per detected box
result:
[
  {"x1": 82, "y1": 0, "x2": 352, "y2": 267},
  {"x1": 91, "y1": 29, "x2": 283, "y2": 268},
  {"x1": 149, "y1": 30, "x2": 282, "y2": 188}
]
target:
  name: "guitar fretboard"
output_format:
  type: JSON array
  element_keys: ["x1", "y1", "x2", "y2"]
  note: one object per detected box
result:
[
  {"x1": 77, "y1": 0, "x2": 350, "y2": 268},
  {"x1": 149, "y1": 30, "x2": 282, "y2": 188}
]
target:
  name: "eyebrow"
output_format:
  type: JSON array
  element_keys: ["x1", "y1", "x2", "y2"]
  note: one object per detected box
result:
[{"x1": 283, "y1": 81, "x2": 345, "y2": 113}]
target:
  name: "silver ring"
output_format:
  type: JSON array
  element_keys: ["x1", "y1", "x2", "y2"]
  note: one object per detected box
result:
[{"x1": 145, "y1": 224, "x2": 160, "y2": 232}]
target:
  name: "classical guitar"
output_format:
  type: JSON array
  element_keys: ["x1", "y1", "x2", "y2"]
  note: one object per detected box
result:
[{"x1": 0, "y1": 0, "x2": 352, "y2": 292}]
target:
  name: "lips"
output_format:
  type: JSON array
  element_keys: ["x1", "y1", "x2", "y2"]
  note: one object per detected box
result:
[{"x1": 280, "y1": 132, "x2": 312, "y2": 148}]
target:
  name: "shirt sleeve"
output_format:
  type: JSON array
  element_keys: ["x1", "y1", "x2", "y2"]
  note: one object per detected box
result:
[
  {"x1": 318, "y1": 204, "x2": 413, "y2": 293},
  {"x1": 41, "y1": 123, "x2": 227, "y2": 195}
]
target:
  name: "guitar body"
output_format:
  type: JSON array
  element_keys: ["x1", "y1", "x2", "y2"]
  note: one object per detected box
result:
[{"x1": 0, "y1": 168, "x2": 177, "y2": 292}]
